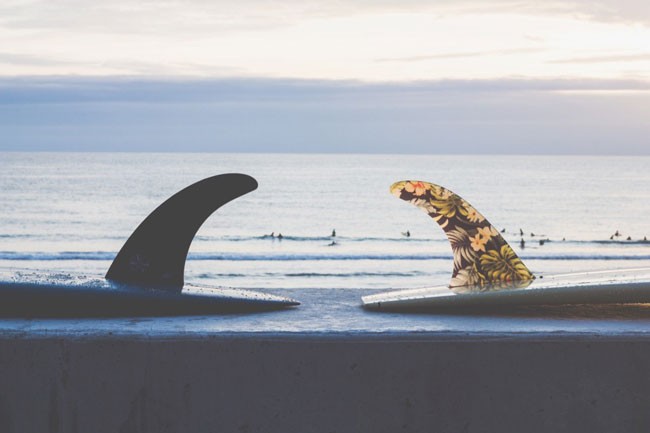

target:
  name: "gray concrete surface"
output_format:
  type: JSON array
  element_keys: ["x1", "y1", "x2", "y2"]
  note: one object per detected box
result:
[
  {"x1": 1, "y1": 334, "x2": 650, "y2": 433},
  {"x1": 1, "y1": 288, "x2": 650, "y2": 432}
]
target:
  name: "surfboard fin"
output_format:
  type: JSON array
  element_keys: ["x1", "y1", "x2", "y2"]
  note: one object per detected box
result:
[
  {"x1": 106, "y1": 174, "x2": 258, "y2": 292},
  {"x1": 390, "y1": 180, "x2": 534, "y2": 290}
]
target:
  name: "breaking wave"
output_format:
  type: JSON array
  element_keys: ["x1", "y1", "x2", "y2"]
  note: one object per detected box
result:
[{"x1": 1, "y1": 251, "x2": 649, "y2": 261}]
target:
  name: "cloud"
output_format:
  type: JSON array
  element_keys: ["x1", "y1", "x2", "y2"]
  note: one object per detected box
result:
[
  {"x1": 0, "y1": 0, "x2": 325, "y2": 34},
  {"x1": 565, "y1": 0, "x2": 650, "y2": 26},
  {"x1": 372, "y1": 0, "x2": 650, "y2": 26},
  {"x1": 0, "y1": 52, "x2": 246, "y2": 77},
  {"x1": 549, "y1": 53, "x2": 650, "y2": 64},
  {"x1": 0, "y1": 52, "x2": 70, "y2": 66},
  {"x1": 1, "y1": 76, "x2": 649, "y2": 155},
  {"x1": 1, "y1": 76, "x2": 649, "y2": 104},
  {"x1": 1, "y1": 0, "x2": 650, "y2": 37},
  {"x1": 376, "y1": 48, "x2": 546, "y2": 62},
  {"x1": 1, "y1": 1, "x2": 649, "y2": 80}
]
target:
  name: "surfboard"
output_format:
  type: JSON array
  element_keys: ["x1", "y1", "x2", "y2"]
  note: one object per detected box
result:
[
  {"x1": 362, "y1": 180, "x2": 650, "y2": 312},
  {"x1": 0, "y1": 270, "x2": 298, "y2": 317},
  {"x1": 0, "y1": 174, "x2": 299, "y2": 316},
  {"x1": 363, "y1": 268, "x2": 650, "y2": 311}
]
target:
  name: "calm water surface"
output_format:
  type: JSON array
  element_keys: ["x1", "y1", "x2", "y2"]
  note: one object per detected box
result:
[{"x1": 1, "y1": 153, "x2": 649, "y2": 289}]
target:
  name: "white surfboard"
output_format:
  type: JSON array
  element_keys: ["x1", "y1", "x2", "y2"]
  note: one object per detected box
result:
[
  {"x1": 363, "y1": 268, "x2": 650, "y2": 311},
  {"x1": 363, "y1": 180, "x2": 650, "y2": 312}
]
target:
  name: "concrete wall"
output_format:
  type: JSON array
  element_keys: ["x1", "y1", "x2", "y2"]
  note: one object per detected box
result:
[{"x1": 0, "y1": 335, "x2": 649, "y2": 433}]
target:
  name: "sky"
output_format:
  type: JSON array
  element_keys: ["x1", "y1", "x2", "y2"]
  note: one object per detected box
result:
[{"x1": 1, "y1": 0, "x2": 649, "y2": 153}]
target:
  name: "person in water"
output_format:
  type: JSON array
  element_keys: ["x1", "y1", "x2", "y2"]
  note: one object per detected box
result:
[
  {"x1": 331, "y1": 229, "x2": 336, "y2": 237},
  {"x1": 520, "y1": 238, "x2": 525, "y2": 249},
  {"x1": 277, "y1": 233, "x2": 283, "y2": 240}
]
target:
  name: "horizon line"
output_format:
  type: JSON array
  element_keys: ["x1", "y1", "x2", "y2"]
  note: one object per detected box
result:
[{"x1": 2, "y1": 150, "x2": 649, "y2": 157}]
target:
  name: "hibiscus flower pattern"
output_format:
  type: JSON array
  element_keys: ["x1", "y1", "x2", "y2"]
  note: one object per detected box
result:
[{"x1": 390, "y1": 180, "x2": 534, "y2": 291}]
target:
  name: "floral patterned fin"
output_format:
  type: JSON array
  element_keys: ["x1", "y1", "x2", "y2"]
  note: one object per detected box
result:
[{"x1": 390, "y1": 180, "x2": 534, "y2": 291}]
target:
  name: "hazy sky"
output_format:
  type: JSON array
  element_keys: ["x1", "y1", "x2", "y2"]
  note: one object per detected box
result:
[{"x1": 1, "y1": 0, "x2": 649, "y2": 153}]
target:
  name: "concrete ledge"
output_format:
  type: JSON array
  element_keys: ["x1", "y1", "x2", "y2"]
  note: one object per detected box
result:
[{"x1": 1, "y1": 334, "x2": 650, "y2": 433}]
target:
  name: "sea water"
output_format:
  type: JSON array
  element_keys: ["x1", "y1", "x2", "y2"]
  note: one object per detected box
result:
[{"x1": 0, "y1": 152, "x2": 649, "y2": 290}]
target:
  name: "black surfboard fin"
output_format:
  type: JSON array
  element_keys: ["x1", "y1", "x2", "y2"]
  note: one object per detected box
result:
[
  {"x1": 106, "y1": 174, "x2": 257, "y2": 292},
  {"x1": 390, "y1": 180, "x2": 534, "y2": 290}
]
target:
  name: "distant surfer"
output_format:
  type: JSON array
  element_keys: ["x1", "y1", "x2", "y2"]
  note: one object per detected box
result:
[
  {"x1": 644, "y1": 236, "x2": 648, "y2": 242},
  {"x1": 270, "y1": 232, "x2": 275, "y2": 238},
  {"x1": 327, "y1": 240, "x2": 337, "y2": 246},
  {"x1": 331, "y1": 229, "x2": 336, "y2": 237},
  {"x1": 615, "y1": 230, "x2": 621, "y2": 237},
  {"x1": 539, "y1": 239, "x2": 545, "y2": 246},
  {"x1": 627, "y1": 236, "x2": 632, "y2": 241},
  {"x1": 520, "y1": 238, "x2": 525, "y2": 249},
  {"x1": 402, "y1": 230, "x2": 410, "y2": 237},
  {"x1": 277, "y1": 233, "x2": 283, "y2": 240},
  {"x1": 610, "y1": 235, "x2": 614, "y2": 240},
  {"x1": 530, "y1": 232, "x2": 535, "y2": 237},
  {"x1": 519, "y1": 228, "x2": 524, "y2": 236},
  {"x1": 500, "y1": 228, "x2": 506, "y2": 233}
]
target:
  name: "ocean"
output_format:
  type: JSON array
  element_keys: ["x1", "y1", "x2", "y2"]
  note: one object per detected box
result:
[{"x1": 1, "y1": 152, "x2": 649, "y2": 290}]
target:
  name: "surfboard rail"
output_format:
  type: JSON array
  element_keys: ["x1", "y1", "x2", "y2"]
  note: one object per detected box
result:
[
  {"x1": 363, "y1": 266, "x2": 650, "y2": 312},
  {"x1": 0, "y1": 275, "x2": 299, "y2": 317}
]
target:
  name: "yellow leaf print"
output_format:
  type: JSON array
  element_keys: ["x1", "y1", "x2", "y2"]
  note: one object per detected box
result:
[
  {"x1": 430, "y1": 194, "x2": 467, "y2": 219},
  {"x1": 450, "y1": 264, "x2": 486, "y2": 289},
  {"x1": 479, "y1": 245, "x2": 533, "y2": 283}
]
